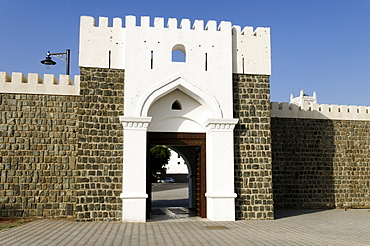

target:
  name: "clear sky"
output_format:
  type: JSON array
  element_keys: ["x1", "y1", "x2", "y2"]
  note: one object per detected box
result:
[{"x1": 1, "y1": 0, "x2": 369, "y2": 105}]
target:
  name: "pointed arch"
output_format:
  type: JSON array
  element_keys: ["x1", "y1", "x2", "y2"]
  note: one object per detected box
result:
[
  {"x1": 171, "y1": 100, "x2": 182, "y2": 110},
  {"x1": 136, "y1": 74, "x2": 223, "y2": 118}
]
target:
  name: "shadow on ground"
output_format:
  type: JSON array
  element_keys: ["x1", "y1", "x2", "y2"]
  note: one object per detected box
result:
[
  {"x1": 274, "y1": 209, "x2": 330, "y2": 219},
  {"x1": 152, "y1": 198, "x2": 188, "y2": 208}
]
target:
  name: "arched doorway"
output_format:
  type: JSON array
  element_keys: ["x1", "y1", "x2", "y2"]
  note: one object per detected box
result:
[
  {"x1": 146, "y1": 132, "x2": 206, "y2": 219},
  {"x1": 120, "y1": 76, "x2": 238, "y2": 222}
]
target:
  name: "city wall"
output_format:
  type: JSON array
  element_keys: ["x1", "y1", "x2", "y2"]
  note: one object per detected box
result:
[
  {"x1": 0, "y1": 68, "x2": 124, "y2": 220},
  {"x1": 1, "y1": 69, "x2": 369, "y2": 219},
  {"x1": 271, "y1": 102, "x2": 370, "y2": 209}
]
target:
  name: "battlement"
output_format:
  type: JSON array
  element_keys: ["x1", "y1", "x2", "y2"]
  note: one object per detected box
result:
[
  {"x1": 232, "y1": 25, "x2": 270, "y2": 37},
  {"x1": 80, "y1": 15, "x2": 231, "y2": 32},
  {"x1": 0, "y1": 72, "x2": 80, "y2": 95},
  {"x1": 79, "y1": 15, "x2": 271, "y2": 76},
  {"x1": 271, "y1": 102, "x2": 370, "y2": 121},
  {"x1": 232, "y1": 25, "x2": 271, "y2": 75}
]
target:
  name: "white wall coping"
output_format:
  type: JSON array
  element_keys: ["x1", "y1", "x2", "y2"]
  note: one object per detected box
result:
[
  {"x1": 0, "y1": 72, "x2": 80, "y2": 95},
  {"x1": 271, "y1": 102, "x2": 370, "y2": 121},
  {"x1": 81, "y1": 15, "x2": 233, "y2": 32}
]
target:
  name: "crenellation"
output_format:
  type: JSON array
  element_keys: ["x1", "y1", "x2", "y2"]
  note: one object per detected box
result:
[
  {"x1": 271, "y1": 101, "x2": 370, "y2": 121},
  {"x1": 125, "y1": 15, "x2": 136, "y2": 27},
  {"x1": 218, "y1": 21, "x2": 232, "y2": 31},
  {"x1": 192, "y1": 19, "x2": 203, "y2": 30},
  {"x1": 154, "y1": 17, "x2": 165, "y2": 28},
  {"x1": 11, "y1": 72, "x2": 27, "y2": 83},
  {"x1": 232, "y1": 25, "x2": 271, "y2": 75},
  {"x1": 205, "y1": 20, "x2": 217, "y2": 31},
  {"x1": 80, "y1": 15, "x2": 96, "y2": 27},
  {"x1": 167, "y1": 18, "x2": 177, "y2": 29},
  {"x1": 113, "y1": 17, "x2": 122, "y2": 28},
  {"x1": 141, "y1": 16, "x2": 150, "y2": 27},
  {"x1": 98, "y1": 17, "x2": 109, "y2": 27},
  {"x1": 180, "y1": 18, "x2": 190, "y2": 29},
  {"x1": 232, "y1": 25, "x2": 242, "y2": 34},
  {"x1": 82, "y1": 15, "x2": 237, "y2": 32},
  {"x1": 28, "y1": 73, "x2": 43, "y2": 84},
  {"x1": 252, "y1": 27, "x2": 269, "y2": 37},
  {"x1": 241, "y1": 26, "x2": 254, "y2": 35},
  {"x1": 0, "y1": 72, "x2": 80, "y2": 95}
]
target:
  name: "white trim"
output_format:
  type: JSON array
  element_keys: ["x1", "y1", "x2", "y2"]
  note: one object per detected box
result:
[
  {"x1": 205, "y1": 192, "x2": 237, "y2": 198},
  {"x1": 136, "y1": 73, "x2": 223, "y2": 118},
  {"x1": 205, "y1": 118, "x2": 239, "y2": 131},
  {"x1": 120, "y1": 193, "x2": 148, "y2": 199}
]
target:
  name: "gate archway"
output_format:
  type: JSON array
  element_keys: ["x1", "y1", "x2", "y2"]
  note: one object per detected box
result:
[
  {"x1": 147, "y1": 132, "x2": 206, "y2": 218},
  {"x1": 120, "y1": 75, "x2": 238, "y2": 222}
]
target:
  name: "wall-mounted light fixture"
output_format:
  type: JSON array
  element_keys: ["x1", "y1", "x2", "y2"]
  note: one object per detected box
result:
[{"x1": 41, "y1": 49, "x2": 70, "y2": 75}]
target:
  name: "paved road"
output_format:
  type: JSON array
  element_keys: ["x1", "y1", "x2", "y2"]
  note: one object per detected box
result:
[
  {"x1": 151, "y1": 183, "x2": 188, "y2": 192},
  {"x1": 151, "y1": 183, "x2": 188, "y2": 208},
  {"x1": 1, "y1": 209, "x2": 370, "y2": 245}
]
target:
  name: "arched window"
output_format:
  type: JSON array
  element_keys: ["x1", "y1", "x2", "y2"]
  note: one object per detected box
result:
[
  {"x1": 172, "y1": 44, "x2": 186, "y2": 62},
  {"x1": 171, "y1": 100, "x2": 182, "y2": 110}
]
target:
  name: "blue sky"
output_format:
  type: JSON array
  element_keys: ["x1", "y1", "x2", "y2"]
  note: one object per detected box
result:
[{"x1": 1, "y1": 0, "x2": 369, "y2": 105}]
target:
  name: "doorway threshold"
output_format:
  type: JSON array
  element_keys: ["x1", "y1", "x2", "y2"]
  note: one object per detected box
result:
[{"x1": 148, "y1": 207, "x2": 204, "y2": 222}]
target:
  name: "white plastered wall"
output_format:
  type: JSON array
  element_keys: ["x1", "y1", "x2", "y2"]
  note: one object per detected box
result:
[
  {"x1": 79, "y1": 16, "x2": 125, "y2": 69},
  {"x1": 147, "y1": 89, "x2": 206, "y2": 132},
  {"x1": 232, "y1": 26, "x2": 271, "y2": 75},
  {"x1": 124, "y1": 16, "x2": 233, "y2": 119}
]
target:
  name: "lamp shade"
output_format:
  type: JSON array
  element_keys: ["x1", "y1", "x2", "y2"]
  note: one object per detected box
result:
[{"x1": 41, "y1": 56, "x2": 56, "y2": 66}]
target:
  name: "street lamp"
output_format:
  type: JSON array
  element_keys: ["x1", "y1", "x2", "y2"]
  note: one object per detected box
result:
[{"x1": 41, "y1": 49, "x2": 70, "y2": 75}]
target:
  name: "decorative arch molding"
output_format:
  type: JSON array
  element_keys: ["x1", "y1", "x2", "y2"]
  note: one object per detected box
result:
[
  {"x1": 148, "y1": 116, "x2": 205, "y2": 132},
  {"x1": 137, "y1": 73, "x2": 223, "y2": 119}
]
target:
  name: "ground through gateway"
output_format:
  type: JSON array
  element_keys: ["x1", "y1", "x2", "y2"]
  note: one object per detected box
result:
[{"x1": 146, "y1": 132, "x2": 206, "y2": 219}]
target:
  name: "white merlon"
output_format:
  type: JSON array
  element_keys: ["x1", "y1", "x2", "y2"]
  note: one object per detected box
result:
[
  {"x1": 0, "y1": 72, "x2": 80, "y2": 95},
  {"x1": 271, "y1": 102, "x2": 370, "y2": 121},
  {"x1": 79, "y1": 15, "x2": 271, "y2": 75}
]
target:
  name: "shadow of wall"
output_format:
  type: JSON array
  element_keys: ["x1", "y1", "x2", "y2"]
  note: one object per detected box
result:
[
  {"x1": 271, "y1": 118, "x2": 335, "y2": 209},
  {"x1": 271, "y1": 117, "x2": 370, "y2": 209}
]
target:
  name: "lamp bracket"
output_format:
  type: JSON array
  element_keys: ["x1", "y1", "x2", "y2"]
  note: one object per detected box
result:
[{"x1": 48, "y1": 52, "x2": 67, "y2": 62}]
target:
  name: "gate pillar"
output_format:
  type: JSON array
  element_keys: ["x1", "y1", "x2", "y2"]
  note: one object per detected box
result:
[
  {"x1": 205, "y1": 119, "x2": 239, "y2": 221},
  {"x1": 119, "y1": 116, "x2": 152, "y2": 222}
]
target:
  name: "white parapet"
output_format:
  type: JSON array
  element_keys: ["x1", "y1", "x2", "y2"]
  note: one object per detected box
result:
[
  {"x1": 79, "y1": 15, "x2": 271, "y2": 76},
  {"x1": 0, "y1": 72, "x2": 80, "y2": 95},
  {"x1": 271, "y1": 102, "x2": 370, "y2": 121},
  {"x1": 232, "y1": 25, "x2": 271, "y2": 75}
]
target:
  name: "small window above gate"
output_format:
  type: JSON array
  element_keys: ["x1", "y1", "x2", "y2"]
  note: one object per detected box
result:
[
  {"x1": 172, "y1": 44, "x2": 186, "y2": 62},
  {"x1": 171, "y1": 100, "x2": 182, "y2": 110}
]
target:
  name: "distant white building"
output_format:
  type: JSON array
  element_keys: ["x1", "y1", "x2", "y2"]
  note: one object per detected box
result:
[
  {"x1": 290, "y1": 89, "x2": 317, "y2": 106},
  {"x1": 166, "y1": 150, "x2": 188, "y2": 174}
]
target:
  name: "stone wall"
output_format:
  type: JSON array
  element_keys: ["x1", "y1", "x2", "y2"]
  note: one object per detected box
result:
[
  {"x1": 75, "y1": 67, "x2": 124, "y2": 221},
  {"x1": 233, "y1": 74, "x2": 274, "y2": 220},
  {"x1": 2, "y1": 68, "x2": 369, "y2": 221},
  {"x1": 0, "y1": 93, "x2": 79, "y2": 217},
  {"x1": 271, "y1": 117, "x2": 370, "y2": 209},
  {"x1": 0, "y1": 67, "x2": 124, "y2": 221}
]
